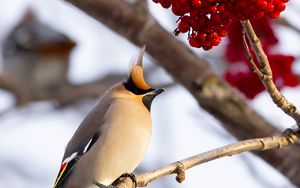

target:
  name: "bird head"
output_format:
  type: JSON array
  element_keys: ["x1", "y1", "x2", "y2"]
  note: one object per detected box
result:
[{"x1": 123, "y1": 45, "x2": 165, "y2": 110}]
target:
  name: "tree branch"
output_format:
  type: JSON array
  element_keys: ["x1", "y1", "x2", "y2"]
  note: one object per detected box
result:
[
  {"x1": 0, "y1": 73, "x2": 125, "y2": 106},
  {"x1": 63, "y1": 0, "x2": 300, "y2": 186},
  {"x1": 115, "y1": 128, "x2": 300, "y2": 188},
  {"x1": 276, "y1": 17, "x2": 300, "y2": 34},
  {"x1": 241, "y1": 20, "x2": 300, "y2": 126}
]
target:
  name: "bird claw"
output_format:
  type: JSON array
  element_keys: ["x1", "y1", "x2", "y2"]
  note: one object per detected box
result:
[
  {"x1": 94, "y1": 173, "x2": 136, "y2": 188},
  {"x1": 120, "y1": 173, "x2": 137, "y2": 186},
  {"x1": 94, "y1": 182, "x2": 115, "y2": 188}
]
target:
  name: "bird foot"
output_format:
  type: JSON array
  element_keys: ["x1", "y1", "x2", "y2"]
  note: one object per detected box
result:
[
  {"x1": 94, "y1": 173, "x2": 136, "y2": 188},
  {"x1": 121, "y1": 173, "x2": 137, "y2": 186},
  {"x1": 94, "y1": 182, "x2": 115, "y2": 188}
]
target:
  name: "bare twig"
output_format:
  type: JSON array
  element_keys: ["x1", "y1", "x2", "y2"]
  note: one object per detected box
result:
[
  {"x1": 241, "y1": 20, "x2": 300, "y2": 126},
  {"x1": 276, "y1": 17, "x2": 300, "y2": 34},
  {"x1": 116, "y1": 128, "x2": 300, "y2": 188},
  {"x1": 241, "y1": 32, "x2": 264, "y2": 79}
]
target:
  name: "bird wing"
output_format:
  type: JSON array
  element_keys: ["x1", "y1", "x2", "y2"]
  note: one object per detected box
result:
[
  {"x1": 53, "y1": 133, "x2": 100, "y2": 188},
  {"x1": 63, "y1": 94, "x2": 113, "y2": 159},
  {"x1": 53, "y1": 93, "x2": 113, "y2": 188}
]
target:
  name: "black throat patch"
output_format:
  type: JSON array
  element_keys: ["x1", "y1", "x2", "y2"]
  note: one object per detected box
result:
[
  {"x1": 142, "y1": 94, "x2": 156, "y2": 111},
  {"x1": 123, "y1": 77, "x2": 154, "y2": 95}
]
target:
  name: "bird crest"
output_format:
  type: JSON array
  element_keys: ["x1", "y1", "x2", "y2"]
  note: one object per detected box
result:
[{"x1": 129, "y1": 45, "x2": 151, "y2": 91}]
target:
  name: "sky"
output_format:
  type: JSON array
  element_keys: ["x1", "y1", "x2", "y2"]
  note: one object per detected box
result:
[{"x1": 0, "y1": 0, "x2": 299, "y2": 188}]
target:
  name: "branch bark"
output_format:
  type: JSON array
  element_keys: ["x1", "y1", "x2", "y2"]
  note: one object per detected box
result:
[
  {"x1": 0, "y1": 73, "x2": 125, "y2": 106},
  {"x1": 242, "y1": 20, "x2": 300, "y2": 126},
  {"x1": 115, "y1": 128, "x2": 300, "y2": 188},
  {"x1": 65, "y1": 0, "x2": 300, "y2": 186}
]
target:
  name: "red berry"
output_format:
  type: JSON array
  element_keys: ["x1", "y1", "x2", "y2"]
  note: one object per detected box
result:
[
  {"x1": 178, "y1": 17, "x2": 190, "y2": 33},
  {"x1": 265, "y1": 3, "x2": 275, "y2": 12},
  {"x1": 217, "y1": 4, "x2": 225, "y2": 12},
  {"x1": 212, "y1": 37, "x2": 221, "y2": 46},
  {"x1": 189, "y1": 37, "x2": 201, "y2": 48},
  {"x1": 217, "y1": 27, "x2": 227, "y2": 37},
  {"x1": 254, "y1": 11, "x2": 264, "y2": 19},
  {"x1": 276, "y1": 3, "x2": 286, "y2": 11},
  {"x1": 197, "y1": 32, "x2": 207, "y2": 41},
  {"x1": 258, "y1": 0, "x2": 268, "y2": 8},
  {"x1": 269, "y1": 12, "x2": 280, "y2": 18},
  {"x1": 192, "y1": 0, "x2": 202, "y2": 8},
  {"x1": 209, "y1": 5, "x2": 217, "y2": 13}
]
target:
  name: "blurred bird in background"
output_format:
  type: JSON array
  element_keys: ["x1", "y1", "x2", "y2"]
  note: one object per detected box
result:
[
  {"x1": 2, "y1": 9, "x2": 75, "y2": 105},
  {"x1": 53, "y1": 46, "x2": 164, "y2": 188}
]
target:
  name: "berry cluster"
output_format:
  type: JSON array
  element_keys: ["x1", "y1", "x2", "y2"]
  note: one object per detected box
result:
[
  {"x1": 152, "y1": 0, "x2": 289, "y2": 50},
  {"x1": 227, "y1": 0, "x2": 288, "y2": 20}
]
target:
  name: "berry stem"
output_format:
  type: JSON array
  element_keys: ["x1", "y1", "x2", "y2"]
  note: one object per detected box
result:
[{"x1": 241, "y1": 32, "x2": 264, "y2": 80}]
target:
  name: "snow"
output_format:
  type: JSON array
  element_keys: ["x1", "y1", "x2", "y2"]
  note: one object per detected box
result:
[{"x1": 0, "y1": 0, "x2": 298, "y2": 188}]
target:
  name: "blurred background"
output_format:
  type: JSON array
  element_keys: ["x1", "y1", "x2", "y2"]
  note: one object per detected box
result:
[{"x1": 0, "y1": 0, "x2": 300, "y2": 187}]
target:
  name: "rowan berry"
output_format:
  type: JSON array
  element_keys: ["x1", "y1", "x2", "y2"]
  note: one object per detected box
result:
[{"x1": 152, "y1": 0, "x2": 289, "y2": 50}]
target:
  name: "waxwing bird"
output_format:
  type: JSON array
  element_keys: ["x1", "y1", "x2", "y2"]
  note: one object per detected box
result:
[
  {"x1": 3, "y1": 9, "x2": 75, "y2": 102},
  {"x1": 53, "y1": 46, "x2": 164, "y2": 188}
]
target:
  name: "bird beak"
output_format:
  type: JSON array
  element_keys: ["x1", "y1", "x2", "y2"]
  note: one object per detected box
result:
[
  {"x1": 147, "y1": 88, "x2": 165, "y2": 96},
  {"x1": 154, "y1": 88, "x2": 165, "y2": 95},
  {"x1": 142, "y1": 88, "x2": 165, "y2": 111}
]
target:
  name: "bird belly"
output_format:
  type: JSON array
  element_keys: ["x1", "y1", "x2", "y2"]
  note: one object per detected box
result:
[{"x1": 93, "y1": 117, "x2": 152, "y2": 185}]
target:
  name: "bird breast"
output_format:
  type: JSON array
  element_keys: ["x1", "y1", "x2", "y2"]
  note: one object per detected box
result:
[{"x1": 75, "y1": 97, "x2": 152, "y2": 187}]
